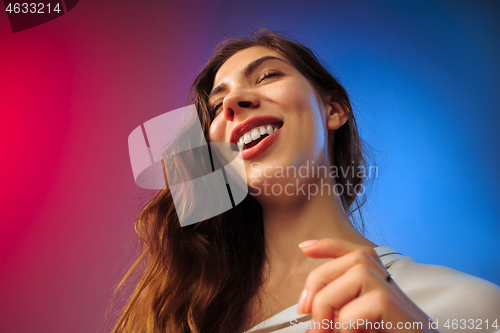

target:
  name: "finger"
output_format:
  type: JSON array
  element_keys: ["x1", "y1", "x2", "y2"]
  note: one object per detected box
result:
[
  {"x1": 309, "y1": 264, "x2": 389, "y2": 331},
  {"x1": 335, "y1": 290, "x2": 392, "y2": 333},
  {"x1": 336, "y1": 289, "x2": 428, "y2": 333},
  {"x1": 299, "y1": 250, "x2": 388, "y2": 314},
  {"x1": 306, "y1": 312, "x2": 340, "y2": 333},
  {"x1": 299, "y1": 239, "x2": 379, "y2": 263}
]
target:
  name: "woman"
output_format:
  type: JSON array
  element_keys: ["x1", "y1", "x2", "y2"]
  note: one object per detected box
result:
[{"x1": 114, "y1": 30, "x2": 500, "y2": 332}]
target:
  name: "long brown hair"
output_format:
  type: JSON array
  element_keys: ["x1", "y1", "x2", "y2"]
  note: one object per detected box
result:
[{"x1": 112, "y1": 29, "x2": 369, "y2": 333}]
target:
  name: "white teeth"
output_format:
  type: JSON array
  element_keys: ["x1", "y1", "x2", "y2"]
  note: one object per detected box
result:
[
  {"x1": 243, "y1": 133, "x2": 252, "y2": 144},
  {"x1": 238, "y1": 123, "x2": 281, "y2": 149},
  {"x1": 266, "y1": 125, "x2": 273, "y2": 135},
  {"x1": 251, "y1": 128, "x2": 260, "y2": 140}
]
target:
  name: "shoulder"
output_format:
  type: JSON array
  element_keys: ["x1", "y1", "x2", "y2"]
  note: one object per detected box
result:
[{"x1": 389, "y1": 255, "x2": 500, "y2": 327}]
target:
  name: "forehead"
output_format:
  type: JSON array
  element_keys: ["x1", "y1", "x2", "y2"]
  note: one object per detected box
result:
[{"x1": 213, "y1": 46, "x2": 286, "y2": 85}]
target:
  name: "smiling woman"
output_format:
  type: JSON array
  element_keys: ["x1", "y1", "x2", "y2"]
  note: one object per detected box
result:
[{"x1": 113, "y1": 30, "x2": 500, "y2": 333}]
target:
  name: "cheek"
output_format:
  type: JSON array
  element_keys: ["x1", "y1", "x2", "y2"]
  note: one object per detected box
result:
[
  {"x1": 286, "y1": 85, "x2": 328, "y2": 156},
  {"x1": 283, "y1": 85, "x2": 325, "y2": 131},
  {"x1": 276, "y1": 79, "x2": 322, "y2": 116},
  {"x1": 209, "y1": 116, "x2": 226, "y2": 142}
]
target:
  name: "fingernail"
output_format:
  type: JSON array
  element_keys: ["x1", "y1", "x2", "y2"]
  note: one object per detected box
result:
[
  {"x1": 299, "y1": 240, "x2": 319, "y2": 248},
  {"x1": 297, "y1": 289, "x2": 308, "y2": 314}
]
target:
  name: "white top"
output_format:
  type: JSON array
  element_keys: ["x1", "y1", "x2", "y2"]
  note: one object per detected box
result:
[{"x1": 245, "y1": 247, "x2": 500, "y2": 333}]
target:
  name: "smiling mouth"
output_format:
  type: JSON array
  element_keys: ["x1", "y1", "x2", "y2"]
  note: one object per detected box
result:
[{"x1": 237, "y1": 123, "x2": 283, "y2": 151}]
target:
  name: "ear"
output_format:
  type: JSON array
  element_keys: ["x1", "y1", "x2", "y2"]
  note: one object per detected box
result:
[{"x1": 325, "y1": 96, "x2": 348, "y2": 130}]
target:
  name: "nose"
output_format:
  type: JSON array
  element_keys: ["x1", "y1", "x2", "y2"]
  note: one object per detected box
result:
[{"x1": 223, "y1": 90, "x2": 259, "y2": 121}]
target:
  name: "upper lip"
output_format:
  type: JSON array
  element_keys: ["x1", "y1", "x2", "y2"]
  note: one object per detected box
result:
[{"x1": 229, "y1": 116, "x2": 283, "y2": 144}]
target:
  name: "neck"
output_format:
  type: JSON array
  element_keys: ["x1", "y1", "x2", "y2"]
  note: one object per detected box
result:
[{"x1": 258, "y1": 177, "x2": 375, "y2": 280}]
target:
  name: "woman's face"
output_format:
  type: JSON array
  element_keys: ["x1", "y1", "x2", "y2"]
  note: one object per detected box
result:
[{"x1": 208, "y1": 46, "x2": 334, "y2": 196}]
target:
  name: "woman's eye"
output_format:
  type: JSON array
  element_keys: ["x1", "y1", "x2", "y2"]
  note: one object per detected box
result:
[
  {"x1": 257, "y1": 71, "x2": 282, "y2": 84},
  {"x1": 211, "y1": 102, "x2": 223, "y2": 114}
]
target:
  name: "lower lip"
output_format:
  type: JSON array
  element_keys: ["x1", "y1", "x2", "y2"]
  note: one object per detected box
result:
[{"x1": 241, "y1": 129, "x2": 281, "y2": 160}]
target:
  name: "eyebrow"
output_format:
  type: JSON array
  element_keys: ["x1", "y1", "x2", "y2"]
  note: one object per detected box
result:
[{"x1": 208, "y1": 56, "x2": 288, "y2": 99}]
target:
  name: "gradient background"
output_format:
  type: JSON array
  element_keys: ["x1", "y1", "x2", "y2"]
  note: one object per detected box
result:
[{"x1": 1, "y1": 1, "x2": 499, "y2": 332}]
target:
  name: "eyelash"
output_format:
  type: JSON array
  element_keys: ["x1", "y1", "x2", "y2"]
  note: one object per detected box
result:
[
  {"x1": 257, "y1": 70, "x2": 282, "y2": 83},
  {"x1": 211, "y1": 101, "x2": 223, "y2": 114},
  {"x1": 210, "y1": 70, "x2": 282, "y2": 114}
]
